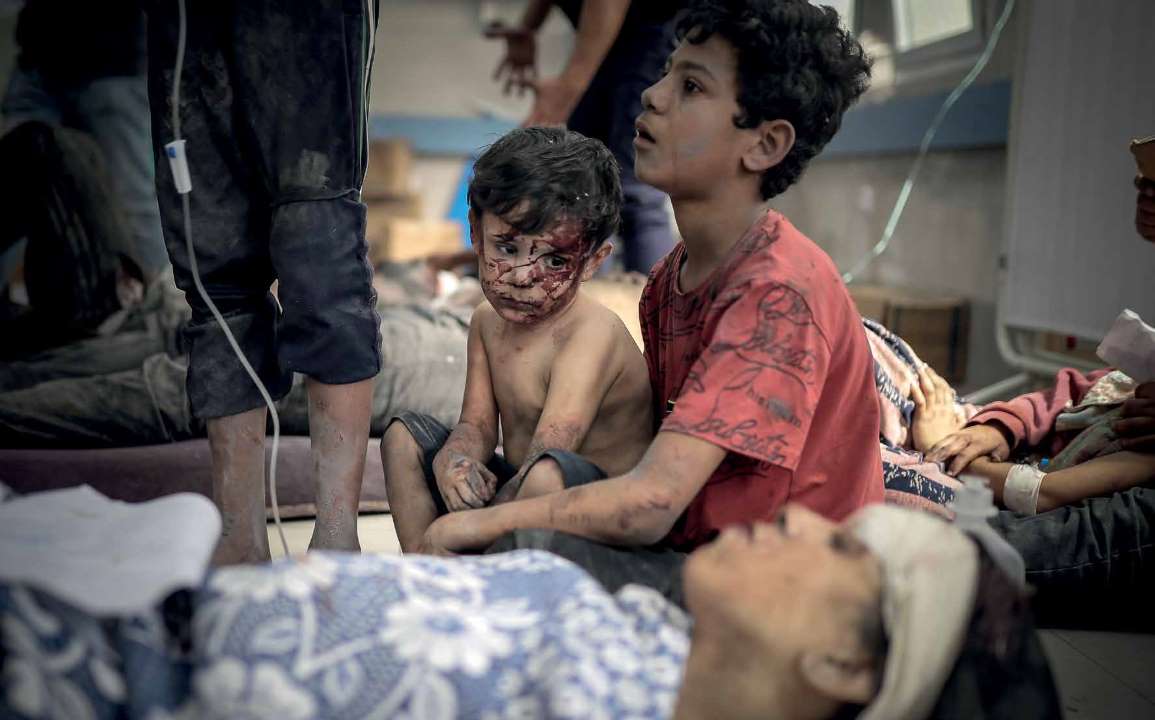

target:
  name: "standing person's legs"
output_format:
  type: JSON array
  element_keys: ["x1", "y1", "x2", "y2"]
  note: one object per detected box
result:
[
  {"x1": 306, "y1": 377, "x2": 373, "y2": 551},
  {"x1": 207, "y1": 408, "x2": 271, "y2": 563},
  {"x1": 230, "y1": 0, "x2": 382, "y2": 552},
  {"x1": 147, "y1": 2, "x2": 291, "y2": 565}
]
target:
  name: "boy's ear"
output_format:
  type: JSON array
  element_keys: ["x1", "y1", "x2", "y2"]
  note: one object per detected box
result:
[
  {"x1": 798, "y1": 650, "x2": 879, "y2": 707},
  {"x1": 581, "y1": 241, "x2": 614, "y2": 281},
  {"x1": 741, "y1": 119, "x2": 795, "y2": 175}
]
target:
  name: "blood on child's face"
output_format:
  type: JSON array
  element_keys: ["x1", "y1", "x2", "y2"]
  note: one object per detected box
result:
[{"x1": 475, "y1": 210, "x2": 591, "y2": 325}]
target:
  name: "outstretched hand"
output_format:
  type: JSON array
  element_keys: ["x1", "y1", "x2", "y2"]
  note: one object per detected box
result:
[
  {"x1": 910, "y1": 363, "x2": 964, "y2": 452},
  {"x1": 485, "y1": 22, "x2": 537, "y2": 97},
  {"x1": 1117, "y1": 381, "x2": 1155, "y2": 453},
  {"x1": 925, "y1": 424, "x2": 1011, "y2": 476}
]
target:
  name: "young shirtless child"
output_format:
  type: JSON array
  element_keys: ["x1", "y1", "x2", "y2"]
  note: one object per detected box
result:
[
  {"x1": 415, "y1": 0, "x2": 883, "y2": 559},
  {"x1": 381, "y1": 127, "x2": 653, "y2": 552}
]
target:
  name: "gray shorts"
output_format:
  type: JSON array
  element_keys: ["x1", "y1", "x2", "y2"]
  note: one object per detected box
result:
[{"x1": 387, "y1": 411, "x2": 607, "y2": 516}]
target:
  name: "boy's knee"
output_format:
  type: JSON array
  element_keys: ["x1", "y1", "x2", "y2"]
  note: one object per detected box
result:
[
  {"x1": 517, "y1": 457, "x2": 565, "y2": 500},
  {"x1": 382, "y1": 421, "x2": 419, "y2": 463}
]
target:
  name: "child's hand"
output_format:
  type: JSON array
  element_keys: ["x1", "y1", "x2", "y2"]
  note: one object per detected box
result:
[
  {"x1": 926, "y1": 424, "x2": 1011, "y2": 476},
  {"x1": 435, "y1": 453, "x2": 498, "y2": 510},
  {"x1": 910, "y1": 363, "x2": 964, "y2": 452},
  {"x1": 1117, "y1": 381, "x2": 1155, "y2": 453}
]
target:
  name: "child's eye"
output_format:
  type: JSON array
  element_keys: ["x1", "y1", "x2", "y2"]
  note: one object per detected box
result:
[
  {"x1": 543, "y1": 255, "x2": 568, "y2": 270},
  {"x1": 683, "y1": 78, "x2": 702, "y2": 94},
  {"x1": 495, "y1": 242, "x2": 517, "y2": 256}
]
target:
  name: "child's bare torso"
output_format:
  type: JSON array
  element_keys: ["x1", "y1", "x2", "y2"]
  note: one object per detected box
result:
[{"x1": 477, "y1": 293, "x2": 653, "y2": 475}]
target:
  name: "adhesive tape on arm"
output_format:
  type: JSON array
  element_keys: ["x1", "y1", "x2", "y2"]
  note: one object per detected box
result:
[{"x1": 1003, "y1": 464, "x2": 1045, "y2": 515}]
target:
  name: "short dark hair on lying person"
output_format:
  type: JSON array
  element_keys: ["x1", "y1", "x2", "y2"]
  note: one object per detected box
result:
[
  {"x1": 929, "y1": 546, "x2": 1061, "y2": 718},
  {"x1": 468, "y1": 126, "x2": 623, "y2": 249},
  {"x1": 676, "y1": 0, "x2": 872, "y2": 199},
  {"x1": 835, "y1": 546, "x2": 1059, "y2": 720}
]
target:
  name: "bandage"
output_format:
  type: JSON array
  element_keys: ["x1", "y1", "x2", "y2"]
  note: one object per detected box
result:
[{"x1": 1003, "y1": 464, "x2": 1046, "y2": 515}]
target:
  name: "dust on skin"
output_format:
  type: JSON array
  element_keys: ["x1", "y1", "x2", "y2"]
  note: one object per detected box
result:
[
  {"x1": 207, "y1": 408, "x2": 270, "y2": 564},
  {"x1": 477, "y1": 214, "x2": 594, "y2": 325},
  {"x1": 307, "y1": 387, "x2": 365, "y2": 551},
  {"x1": 493, "y1": 418, "x2": 587, "y2": 503}
]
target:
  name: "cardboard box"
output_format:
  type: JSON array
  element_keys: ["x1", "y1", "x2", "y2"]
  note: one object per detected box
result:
[
  {"x1": 849, "y1": 284, "x2": 971, "y2": 384},
  {"x1": 364, "y1": 138, "x2": 413, "y2": 198},
  {"x1": 365, "y1": 192, "x2": 424, "y2": 222},
  {"x1": 367, "y1": 217, "x2": 464, "y2": 265}
]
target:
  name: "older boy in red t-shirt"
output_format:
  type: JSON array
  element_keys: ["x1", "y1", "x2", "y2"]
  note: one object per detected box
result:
[{"x1": 419, "y1": 0, "x2": 882, "y2": 556}]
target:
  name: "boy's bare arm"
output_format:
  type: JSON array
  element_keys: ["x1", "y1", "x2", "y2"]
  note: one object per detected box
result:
[
  {"x1": 421, "y1": 431, "x2": 727, "y2": 554},
  {"x1": 433, "y1": 314, "x2": 502, "y2": 510},
  {"x1": 1035, "y1": 452, "x2": 1155, "y2": 513},
  {"x1": 495, "y1": 322, "x2": 622, "y2": 501},
  {"x1": 970, "y1": 454, "x2": 1155, "y2": 513}
]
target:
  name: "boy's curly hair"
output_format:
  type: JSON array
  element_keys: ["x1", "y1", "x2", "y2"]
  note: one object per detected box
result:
[
  {"x1": 677, "y1": 0, "x2": 872, "y2": 199},
  {"x1": 468, "y1": 127, "x2": 622, "y2": 249}
]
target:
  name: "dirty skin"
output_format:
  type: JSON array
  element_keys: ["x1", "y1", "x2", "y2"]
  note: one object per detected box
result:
[
  {"x1": 207, "y1": 407, "x2": 272, "y2": 565},
  {"x1": 493, "y1": 419, "x2": 586, "y2": 504},
  {"x1": 305, "y1": 377, "x2": 373, "y2": 553},
  {"x1": 478, "y1": 224, "x2": 592, "y2": 324}
]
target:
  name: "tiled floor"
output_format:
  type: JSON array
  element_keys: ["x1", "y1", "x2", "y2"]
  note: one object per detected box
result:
[
  {"x1": 270, "y1": 516, "x2": 1155, "y2": 720},
  {"x1": 1039, "y1": 630, "x2": 1155, "y2": 719}
]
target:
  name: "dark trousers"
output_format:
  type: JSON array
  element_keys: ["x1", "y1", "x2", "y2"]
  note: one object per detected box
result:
[
  {"x1": 568, "y1": 21, "x2": 675, "y2": 274},
  {"x1": 145, "y1": 0, "x2": 382, "y2": 419},
  {"x1": 0, "y1": 122, "x2": 126, "y2": 350},
  {"x1": 488, "y1": 529, "x2": 688, "y2": 607},
  {"x1": 992, "y1": 484, "x2": 1155, "y2": 630}
]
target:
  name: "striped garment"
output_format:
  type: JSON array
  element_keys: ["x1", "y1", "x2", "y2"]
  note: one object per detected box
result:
[{"x1": 863, "y1": 319, "x2": 977, "y2": 518}]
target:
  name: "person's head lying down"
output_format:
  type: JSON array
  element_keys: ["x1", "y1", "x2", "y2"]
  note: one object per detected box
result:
[{"x1": 675, "y1": 503, "x2": 1053, "y2": 719}]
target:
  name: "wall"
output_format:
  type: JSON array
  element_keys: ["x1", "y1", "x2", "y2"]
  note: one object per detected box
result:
[
  {"x1": 774, "y1": 149, "x2": 1013, "y2": 393},
  {"x1": 368, "y1": 0, "x2": 574, "y2": 220},
  {"x1": 0, "y1": 0, "x2": 1024, "y2": 392},
  {"x1": 771, "y1": 0, "x2": 1025, "y2": 393}
]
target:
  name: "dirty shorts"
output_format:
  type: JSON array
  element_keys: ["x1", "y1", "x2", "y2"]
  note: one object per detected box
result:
[
  {"x1": 145, "y1": 0, "x2": 382, "y2": 419},
  {"x1": 387, "y1": 411, "x2": 607, "y2": 516}
]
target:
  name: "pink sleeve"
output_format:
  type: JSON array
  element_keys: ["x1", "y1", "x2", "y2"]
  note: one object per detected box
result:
[{"x1": 967, "y1": 367, "x2": 1111, "y2": 450}]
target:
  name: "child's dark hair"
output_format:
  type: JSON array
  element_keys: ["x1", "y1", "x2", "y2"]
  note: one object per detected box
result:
[
  {"x1": 468, "y1": 127, "x2": 623, "y2": 249},
  {"x1": 676, "y1": 0, "x2": 872, "y2": 199}
]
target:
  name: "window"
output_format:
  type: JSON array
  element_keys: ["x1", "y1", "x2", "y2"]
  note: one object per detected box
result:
[
  {"x1": 892, "y1": 0, "x2": 976, "y2": 52},
  {"x1": 821, "y1": 0, "x2": 858, "y2": 32}
]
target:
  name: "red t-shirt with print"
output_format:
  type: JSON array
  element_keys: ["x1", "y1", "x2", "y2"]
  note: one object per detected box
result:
[{"x1": 640, "y1": 210, "x2": 883, "y2": 550}]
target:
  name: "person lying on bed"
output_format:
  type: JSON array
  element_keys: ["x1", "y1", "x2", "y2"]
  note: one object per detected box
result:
[
  {"x1": 381, "y1": 127, "x2": 654, "y2": 552},
  {"x1": 920, "y1": 369, "x2": 1155, "y2": 516},
  {"x1": 872, "y1": 337, "x2": 1155, "y2": 628},
  {"x1": 0, "y1": 503, "x2": 1059, "y2": 719},
  {"x1": 0, "y1": 261, "x2": 478, "y2": 449}
]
